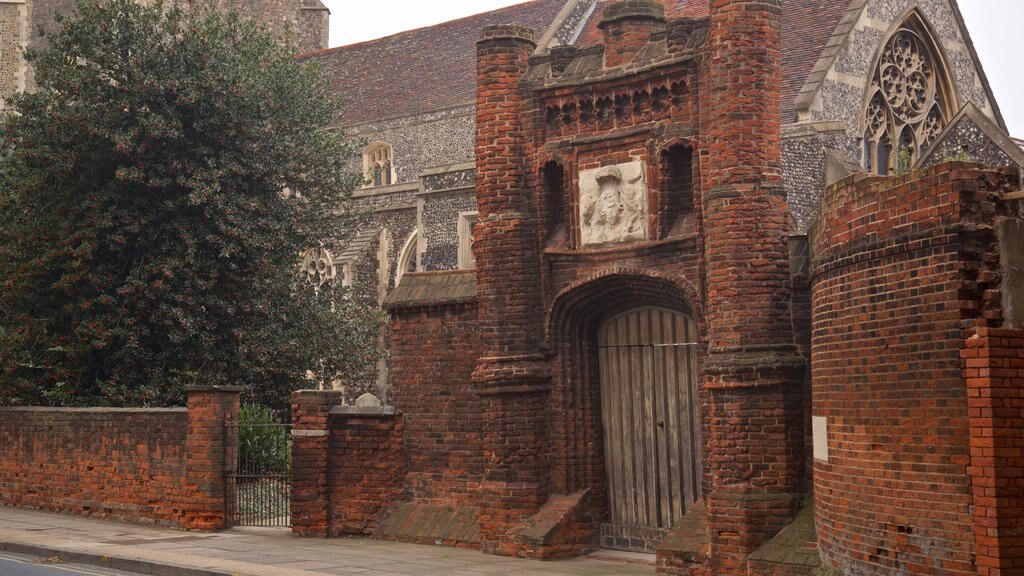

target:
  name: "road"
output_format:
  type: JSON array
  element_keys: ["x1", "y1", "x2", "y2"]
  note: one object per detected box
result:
[{"x1": 0, "y1": 552, "x2": 144, "y2": 576}]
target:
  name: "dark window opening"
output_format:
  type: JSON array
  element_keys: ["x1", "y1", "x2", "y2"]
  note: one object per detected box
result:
[
  {"x1": 542, "y1": 161, "x2": 566, "y2": 243},
  {"x1": 659, "y1": 144, "x2": 694, "y2": 238}
]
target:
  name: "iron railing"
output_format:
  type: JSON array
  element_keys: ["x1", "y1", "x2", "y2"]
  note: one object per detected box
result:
[{"x1": 226, "y1": 421, "x2": 291, "y2": 527}]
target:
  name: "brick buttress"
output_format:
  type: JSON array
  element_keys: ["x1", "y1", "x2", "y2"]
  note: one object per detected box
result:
[
  {"x1": 472, "y1": 24, "x2": 553, "y2": 553},
  {"x1": 699, "y1": 0, "x2": 805, "y2": 573}
]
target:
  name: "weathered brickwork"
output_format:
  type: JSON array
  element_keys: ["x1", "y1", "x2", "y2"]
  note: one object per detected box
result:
[
  {"x1": 328, "y1": 409, "x2": 405, "y2": 536},
  {"x1": 810, "y1": 164, "x2": 1022, "y2": 576},
  {"x1": 387, "y1": 297, "x2": 483, "y2": 508},
  {"x1": 963, "y1": 327, "x2": 1024, "y2": 576},
  {"x1": 0, "y1": 386, "x2": 240, "y2": 530}
]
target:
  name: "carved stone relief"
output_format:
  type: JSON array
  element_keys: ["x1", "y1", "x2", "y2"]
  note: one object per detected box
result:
[{"x1": 579, "y1": 161, "x2": 647, "y2": 246}]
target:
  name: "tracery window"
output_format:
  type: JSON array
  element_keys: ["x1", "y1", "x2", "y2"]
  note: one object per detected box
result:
[
  {"x1": 363, "y1": 143, "x2": 394, "y2": 187},
  {"x1": 863, "y1": 13, "x2": 956, "y2": 175}
]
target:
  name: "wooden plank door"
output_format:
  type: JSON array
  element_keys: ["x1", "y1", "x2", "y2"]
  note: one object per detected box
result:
[{"x1": 598, "y1": 307, "x2": 701, "y2": 552}]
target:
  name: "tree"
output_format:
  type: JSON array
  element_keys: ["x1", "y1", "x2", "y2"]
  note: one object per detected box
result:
[{"x1": 0, "y1": 0, "x2": 381, "y2": 410}]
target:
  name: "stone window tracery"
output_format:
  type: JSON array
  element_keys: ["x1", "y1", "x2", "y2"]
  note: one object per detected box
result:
[
  {"x1": 363, "y1": 142, "x2": 394, "y2": 187},
  {"x1": 862, "y1": 14, "x2": 955, "y2": 175},
  {"x1": 300, "y1": 247, "x2": 336, "y2": 289}
]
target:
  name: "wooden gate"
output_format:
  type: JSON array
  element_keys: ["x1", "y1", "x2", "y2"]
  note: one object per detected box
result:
[{"x1": 598, "y1": 306, "x2": 701, "y2": 552}]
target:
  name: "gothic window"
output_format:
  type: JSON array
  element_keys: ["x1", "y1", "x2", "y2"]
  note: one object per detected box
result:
[
  {"x1": 300, "y1": 247, "x2": 336, "y2": 289},
  {"x1": 395, "y1": 230, "x2": 419, "y2": 286},
  {"x1": 363, "y1": 142, "x2": 394, "y2": 187},
  {"x1": 863, "y1": 13, "x2": 956, "y2": 175}
]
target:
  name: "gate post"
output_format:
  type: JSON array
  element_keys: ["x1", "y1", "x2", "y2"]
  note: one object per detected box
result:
[
  {"x1": 184, "y1": 385, "x2": 242, "y2": 530},
  {"x1": 291, "y1": 390, "x2": 342, "y2": 536}
]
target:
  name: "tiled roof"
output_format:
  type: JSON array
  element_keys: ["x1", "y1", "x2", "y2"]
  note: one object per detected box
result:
[
  {"x1": 575, "y1": 0, "x2": 851, "y2": 121},
  {"x1": 383, "y1": 270, "x2": 477, "y2": 309},
  {"x1": 300, "y1": 0, "x2": 566, "y2": 126},
  {"x1": 307, "y1": 0, "x2": 851, "y2": 127}
]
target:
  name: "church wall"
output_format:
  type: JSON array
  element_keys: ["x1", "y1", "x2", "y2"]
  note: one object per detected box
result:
[
  {"x1": 349, "y1": 107, "x2": 475, "y2": 188},
  {"x1": 920, "y1": 119, "x2": 1018, "y2": 169},
  {"x1": 420, "y1": 189, "x2": 475, "y2": 271},
  {"x1": 0, "y1": 0, "x2": 27, "y2": 110},
  {"x1": 782, "y1": 123, "x2": 860, "y2": 234},
  {"x1": 810, "y1": 163, "x2": 1020, "y2": 576}
]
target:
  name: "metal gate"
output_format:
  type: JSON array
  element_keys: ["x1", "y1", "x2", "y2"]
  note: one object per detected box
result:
[
  {"x1": 226, "y1": 415, "x2": 291, "y2": 527},
  {"x1": 598, "y1": 307, "x2": 701, "y2": 552}
]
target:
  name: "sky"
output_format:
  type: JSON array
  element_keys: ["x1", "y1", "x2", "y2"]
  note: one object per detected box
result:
[{"x1": 322, "y1": 0, "x2": 1024, "y2": 138}]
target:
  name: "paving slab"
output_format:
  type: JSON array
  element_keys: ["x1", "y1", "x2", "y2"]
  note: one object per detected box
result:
[{"x1": 0, "y1": 507, "x2": 654, "y2": 576}]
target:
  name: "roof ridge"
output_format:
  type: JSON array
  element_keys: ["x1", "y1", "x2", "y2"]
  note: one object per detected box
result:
[{"x1": 298, "y1": 0, "x2": 549, "y2": 59}]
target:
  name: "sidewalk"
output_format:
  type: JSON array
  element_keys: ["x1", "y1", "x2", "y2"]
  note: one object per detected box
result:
[{"x1": 0, "y1": 508, "x2": 655, "y2": 576}]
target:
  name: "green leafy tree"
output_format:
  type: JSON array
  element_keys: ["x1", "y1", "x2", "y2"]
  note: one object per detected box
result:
[{"x1": 0, "y1": 0, "x2": 380, "y2": 409}]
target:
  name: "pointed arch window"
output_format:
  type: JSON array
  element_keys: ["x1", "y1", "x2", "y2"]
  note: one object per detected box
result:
[
  {"x1": 863, "y1": 12, "x2": 956, "y2": 175},
  {"x1": 395, "y1": 230, "x2": 419, "y2": 287},
  {"x1": 364, "y1": 143, "x2": 394, "y2": 187}
]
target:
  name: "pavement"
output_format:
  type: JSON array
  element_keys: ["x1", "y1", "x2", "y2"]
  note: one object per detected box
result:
[{"x1": 0, "y1": 508, "x2": 655, "y2": 576}]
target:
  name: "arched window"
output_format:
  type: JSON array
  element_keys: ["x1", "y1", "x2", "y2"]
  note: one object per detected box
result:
[
  {"x1": 862, "y1": 11, "x2": 956, "y2": 176},
  {"x1": 363, "y1": 143, "x2": 394, "y2": 187},
  {"x1": 395, "y1": 230, "x2": 419, "y2": 287}
]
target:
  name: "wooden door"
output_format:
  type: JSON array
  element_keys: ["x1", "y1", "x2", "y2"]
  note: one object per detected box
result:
[{"x1": 598, "y1": 307, "x2": 701, "y2": 552}]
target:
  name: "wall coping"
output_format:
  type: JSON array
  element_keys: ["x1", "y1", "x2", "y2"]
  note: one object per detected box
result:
[
  {"x1": 184, "y1": 385, "x2": 244, "y2": 393},
  {"x1": 0, "y1": 406, "x2": 188, "y2": 413},
  {"x1": 330, "y1": 405, "x2": 397, "y2": 417}
]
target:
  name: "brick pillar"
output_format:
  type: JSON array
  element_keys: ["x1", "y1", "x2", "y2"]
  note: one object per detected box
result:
[
  {"x1": 963, "y1": 327, "x2": 1024, "y2": 576},
  {"x1": 473, "y1": 24, "x2": 552, "y2": 552},
  {"x1": 599, "y1": 0, "x2": 666, "y2": 68},
  {"x1": 290, "y1": 389, "x2": 343, "y2": 537},
  {"x1": 700, "y1": 1, "x2": 804, "y2": 572},
  {"x1": 183, "y1": 385, "x2": 241, "y2": 531}
]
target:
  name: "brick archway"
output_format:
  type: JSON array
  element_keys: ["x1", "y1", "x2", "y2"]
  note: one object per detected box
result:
[{"x1": 545, "y1": 270, "x2": 706, "y2": 545}]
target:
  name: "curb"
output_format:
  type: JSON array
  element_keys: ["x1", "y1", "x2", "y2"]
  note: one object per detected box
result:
[{"x1": 0, "y1": 541, "x2": 235, "y2": 576}]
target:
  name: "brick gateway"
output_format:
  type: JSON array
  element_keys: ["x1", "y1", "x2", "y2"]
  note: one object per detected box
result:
[{"x1": 287, "y1": 1, "x2": 1024, "y2": 575}]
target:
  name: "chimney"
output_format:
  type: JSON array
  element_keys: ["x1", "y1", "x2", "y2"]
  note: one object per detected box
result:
[{"x1": 599, "y1": 0, "x2": 666, "y2": 68}]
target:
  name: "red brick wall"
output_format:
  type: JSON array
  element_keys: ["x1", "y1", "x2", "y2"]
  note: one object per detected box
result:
[
  {"x1": 389, "y1": 303, "x2": 482, "y2": 506},
  {"x1": 0, "y1": 386, "x2": 239, "y2": 530},
  {"x1": 811, "y1": 164, "x2": 1020, "y2": 576},
  {"x1": 963, "y1": 327, "x2": 1024, "y2": 576},
  {"x1": 328, "y1": 412, "x2": 405, "y2": 536}
]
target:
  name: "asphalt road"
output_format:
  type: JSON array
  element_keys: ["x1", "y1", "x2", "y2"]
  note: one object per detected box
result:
[{"x1": 0, "y1": 553, "x2": 144, "y2": 576}]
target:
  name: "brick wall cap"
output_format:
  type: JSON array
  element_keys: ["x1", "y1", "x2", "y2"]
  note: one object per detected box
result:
[
  {"x1": 479, "y1": 24, "x2": 536, "y2": 46},
  {"x1": 330, "y1": 405, "x2": 397, "y2": 417},
  {"x1": 293, "y1": 389, "x2": 346, "y2": 401},
  {"x1": 184, "y1": 385, "x2": 244, "y2": 393},
  {"x1": 598, "y1": 0, "x2": 666, "y2": 29},
  {"x1": 0, "y1": 406, "x2": 187, "y2": 413}
]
